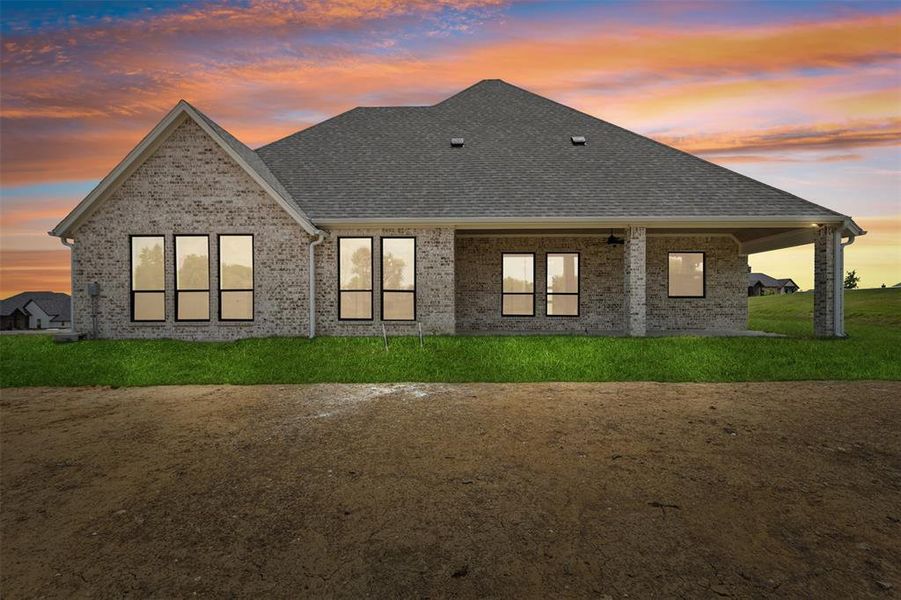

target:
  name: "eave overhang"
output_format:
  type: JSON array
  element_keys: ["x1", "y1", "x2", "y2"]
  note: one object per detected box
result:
[{"x1": 313, "y1": 215, "x2": 865, "y2": 254}]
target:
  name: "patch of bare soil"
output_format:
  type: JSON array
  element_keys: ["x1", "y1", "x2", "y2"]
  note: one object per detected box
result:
[{"x1": 2, "y1": 382, "x2": 899, "y2": 598}]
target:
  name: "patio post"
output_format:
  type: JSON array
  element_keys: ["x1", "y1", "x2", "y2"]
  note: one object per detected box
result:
[
  {"x1": 623, "y1": 226, "x2": 647, "y2": 336},
  {"x1": 813, "y1": 224, "x2": 840, "y2": 337}
]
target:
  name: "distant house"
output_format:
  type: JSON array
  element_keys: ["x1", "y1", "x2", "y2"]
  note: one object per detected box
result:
[
  {"x1": 1, "y1": 292, "x2": 71, "y2": 330},
  {"x1": 748, "y1": 273, "x2": 799, "y2": 297}
]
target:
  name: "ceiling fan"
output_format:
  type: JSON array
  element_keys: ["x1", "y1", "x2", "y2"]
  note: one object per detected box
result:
[{"x1": 606, "y1": 230, "x2": 624, "y2": 245}]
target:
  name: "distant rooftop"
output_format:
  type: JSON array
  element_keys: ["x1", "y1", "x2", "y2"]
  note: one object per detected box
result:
[{"x1": 1, "y1": 291, "x2": 71, "y2": 322}]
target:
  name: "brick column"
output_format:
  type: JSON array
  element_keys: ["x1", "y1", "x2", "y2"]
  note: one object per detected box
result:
[
  {"x1": 623, "y1": 226, "x2": 647, "y2": 336},
  {"x1": 814, "y1": 224, "x2": 837, "y2": 337}
]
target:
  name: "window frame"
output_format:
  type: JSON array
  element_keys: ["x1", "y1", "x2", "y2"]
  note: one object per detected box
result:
[
  {"x1": 129, "y1": 234, "x2": 166, "y2": 323},
  {"x1": 380, "y1": 236, "x2": 417, "y2": 322},
  {"x1": 545, "y1": 251, "x2": 580, "y2": 317},
  {"x1": 501, "y1": 252, "x2": 536, "y2": 317},
  {"x1": 217, "y1": 233, "x2": 255, "y2": 322},
  {"x1": 337, "y1": 236, "x2": 374, "y2": 321},
  {"x1": 174, "y1": 234, "x2": 211, "y2": 322},
  {"x1": 667, "y1": 251, "x2": 706, "y2": 299}
]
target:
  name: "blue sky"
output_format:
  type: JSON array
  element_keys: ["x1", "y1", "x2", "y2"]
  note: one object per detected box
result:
[{"x1": 1, "y1": 0, "x2": 898, "y2": 293}]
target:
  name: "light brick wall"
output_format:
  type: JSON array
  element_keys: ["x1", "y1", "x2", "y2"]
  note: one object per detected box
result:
[
  {"x1": 455, "y1": 233, "x2": 747, "y2": 333},
  {"x1": 73, "y1": 120, "x2": 458, "y2": 340},
  {"x1": 455, "y1": 235, "x2": 625, "y2": 333},
  {"x1": 646, "y1": 235, "x2": 748, "y2": 331},
  {"x1": 314, "y1": 228, "x2": 456, "y2": 336},
  {"x1": 72, "y1": 118, "x2": 314, "y2": 340}
]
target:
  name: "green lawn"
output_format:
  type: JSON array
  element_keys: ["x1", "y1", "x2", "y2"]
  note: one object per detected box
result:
[{"x1": 2, "y1": 289, "x2": 899, "y2": 386}]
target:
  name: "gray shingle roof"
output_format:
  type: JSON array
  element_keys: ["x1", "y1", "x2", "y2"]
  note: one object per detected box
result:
[
  {"x1": 749, "y1": 273, "x2": 797, "y2": 288},
  {"x1": 255, "y1": 79, "x2": 846, "y2": 222},
  {"x1": 1, "y1": 292, "x2": 71, "y2": 321}
]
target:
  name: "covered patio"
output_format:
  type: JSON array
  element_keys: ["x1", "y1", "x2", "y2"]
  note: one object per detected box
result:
[{"x1": 453, "y1": 219, "x2": 864, "y2": 337}]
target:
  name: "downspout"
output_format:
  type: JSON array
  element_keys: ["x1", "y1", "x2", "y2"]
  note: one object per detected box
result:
[
  {"x1": 836, "y1": 230, "x2": 856, "y2": 337},
  {"x1": 59, "y1": 237, "x2": 76, "y2": 332},
  {"x1": 308, "y1": 231, "x2": 326, "y2": 339}
]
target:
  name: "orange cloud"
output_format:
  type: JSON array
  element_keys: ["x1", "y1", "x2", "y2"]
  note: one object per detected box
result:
[
  {"x1": 2, "y1": 10, "x2": 899, "y2": 187},
  {"x1": 0, "y1": 250, "x2": 70, "y2": 297},
  {"x1": 708, "y1": 153, "x2": 864, "y2": 164},
  {"x1": 2, "y1": 0, "x2": 506, "y2": 67},
  {"x1": 828, "y1": 89, "x2": 901, "y2": 117},
  {"x1": 1, "y1": 200, "x2": 77, "y2": 229},
  {"x1": 660, "y1": 119, "x2": 901, "y2": 155}
]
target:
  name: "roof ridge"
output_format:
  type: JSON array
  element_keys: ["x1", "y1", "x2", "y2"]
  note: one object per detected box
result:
[
  {"x1": 471, "y1": 80, "x2": 847, "y2": 219},
  {"x1": 248, "y1": 79, "x2": 856, "y2": 226},
  {"x1": 432, "y1": 78, "x2": 513, "y2": 106},
  {"x1": 256, "y1": 107, "x2": 363, "y2": 151}
]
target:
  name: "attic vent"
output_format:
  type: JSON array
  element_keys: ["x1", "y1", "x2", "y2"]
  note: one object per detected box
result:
[
  {"x1": 450, "y1": 137, "x2": 465, "y2": 148},
  {"x1": 571, "y1": 135, "x2": 586, "y2": 145}
]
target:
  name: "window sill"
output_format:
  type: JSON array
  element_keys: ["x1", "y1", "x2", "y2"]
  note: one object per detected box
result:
[
  {"x1": 219, "y1": 321, "x2": 255, "y2": 327},
  {"x1": 174, "y1": 321, "x2": 211, "y2": 327}
]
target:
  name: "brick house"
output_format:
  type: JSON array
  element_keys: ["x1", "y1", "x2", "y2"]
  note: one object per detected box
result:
[
  {"x1": 748, "y1": 273, "x2": 800, "y2": 296},
  {"x1": 1, "y1": 292, "x2": 71, "y2": 330},
  {"x1": 51, "y1": 80, "x2": 864, "y2": 339}
]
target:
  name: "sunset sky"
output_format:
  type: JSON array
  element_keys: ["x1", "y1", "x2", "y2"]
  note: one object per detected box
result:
[{"x1": 1, "y1": 0, "x2": 899, "y2": 297}]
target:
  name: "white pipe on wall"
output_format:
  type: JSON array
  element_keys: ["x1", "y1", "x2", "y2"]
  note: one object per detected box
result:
[
  {"x1": 60, "y1": 237, "x2": 75, "y2": 332},
  {"x1": 836, "y1": 231, "x2": 856, "y2": 337}
]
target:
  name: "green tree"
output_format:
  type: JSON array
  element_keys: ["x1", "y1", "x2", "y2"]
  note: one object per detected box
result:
[
  {"x1": 843, "y1": 270, "x2": 860, "y2": 290},
  {"x1": 179, "y1": 254, "x2": 209, "y2": 289},
  {"x1": 503, "y1": 276, "x2": 532, "y2": 292},
  {"x1": 346, "y1": 247, "x2": 372, "y2": 289},
  {"x1": 221, "y1": 264, "x2": 252, "y2": 289},
  {"x1": 133, "y1": 244, "x2": 164, "y2": 289},
  {"x1": 382, "y1": 255, "x2": 408, "y2": 289}
]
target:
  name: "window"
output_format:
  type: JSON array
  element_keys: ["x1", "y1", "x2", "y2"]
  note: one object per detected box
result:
[
  {"x1": 668, "y1": 252, "x2": 705, "y2": 298},
  {"x1": 546, "y1": 253, "x2": 579, "y2": 316},
  {"x1": 381, "y1": 237, "x2": 415, "y2": 321},
  {"x1": 218, "y1": 235, "x2": 254, "y2": 320},
  {"x1": 175, "y1": 235, "x2": 210, "y2": 321},
  {"x1": 131, "y1": 235, "x2": 165, "y2": 321},
  {"x1": 502, "y1": 253, "x2": 535, "y2": 316},
  {"x1": 338, "y1": 237, "x2": 373, "y2": 320}
]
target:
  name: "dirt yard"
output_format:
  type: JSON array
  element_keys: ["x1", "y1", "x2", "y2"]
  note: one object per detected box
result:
[{"x1": 2, "y1": 382, "x2": 899, "y2": 598}]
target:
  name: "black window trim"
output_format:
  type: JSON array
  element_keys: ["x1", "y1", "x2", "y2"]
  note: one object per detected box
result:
[
  {"x1": 380, "y1": 236, "x2": 417, "y2": 322},
  {"x1": 129, "y1": 234, "x2": 166, "y2": 323},
  {"x1": 545, "y1": 251, "x2": 581, "y2": 317},
  {"x1": 501, "y1": 251, "x2": 536, "y2": 317},
  {"x1": 337, "y1": 236, "x2": 374, "y2": 321},
  {"x1": 174, "y1": 234, "x2": 211, "y2": 322},
  {"x1": 667, "y1": 251, "x2": 707, "y2": 299},
  {"x1": 217, "y1": 233, "x2": 255, "y2": 322}
]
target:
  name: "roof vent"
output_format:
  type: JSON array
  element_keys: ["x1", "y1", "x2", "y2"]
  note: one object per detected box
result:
[
  {"x1": 571, "y1": 135, "x2": 586, "y2": 145},
  {"x1": 450, "y1": 137, "x2": 465, "y2": 147}
]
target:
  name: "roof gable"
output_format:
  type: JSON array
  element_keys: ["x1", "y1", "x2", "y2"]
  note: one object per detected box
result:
[{"x1": 51, "y1": 101, "x2": 319, "y2": 238}]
